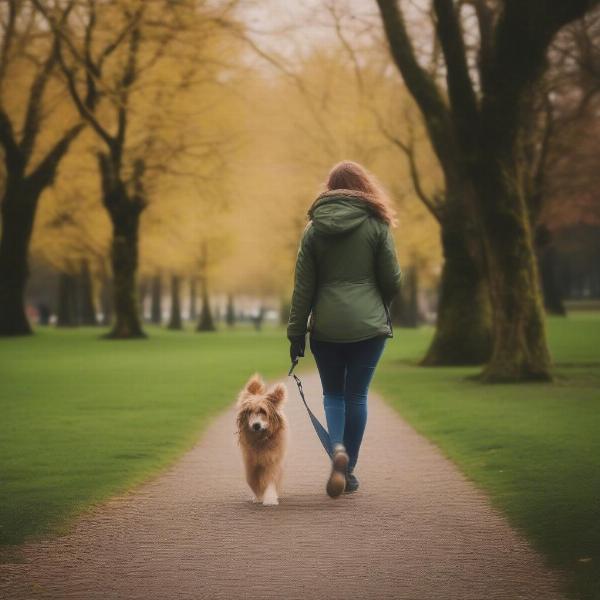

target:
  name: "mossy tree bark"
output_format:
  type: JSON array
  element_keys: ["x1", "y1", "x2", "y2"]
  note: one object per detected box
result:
[
  {"x1": 422, "y1": 210, "x2": 491, "y2": 365},
  {"x1": 474, "y1": 172, "x2": 551, "y2": 380},
  {"x1": 472, "y1": 121, "x2": 552, "y2": 379}
]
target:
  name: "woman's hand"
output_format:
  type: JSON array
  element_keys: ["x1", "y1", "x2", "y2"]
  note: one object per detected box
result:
[{"x1": 289, "y1": 335, "x2": 306, "y2": 363}]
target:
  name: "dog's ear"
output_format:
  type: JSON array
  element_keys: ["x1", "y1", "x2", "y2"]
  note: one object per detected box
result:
[
  {"x1": 267, "y1": 383, "x2": 286, "y2": 405},
  {"x1": 245, "y1": 373, "x2": 266, "y2": 395}
]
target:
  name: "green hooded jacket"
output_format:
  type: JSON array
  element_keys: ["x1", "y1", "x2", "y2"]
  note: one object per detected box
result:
[{"x1": 287, "y1": 190, "x2": 402, "y2": 343}]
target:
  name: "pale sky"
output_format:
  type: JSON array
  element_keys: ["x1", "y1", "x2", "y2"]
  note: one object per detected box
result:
[{"x1": 239, "y1": 0, "x2": 380, "y2": 57}]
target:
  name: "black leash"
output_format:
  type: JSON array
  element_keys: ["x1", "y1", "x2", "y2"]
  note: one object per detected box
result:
[{"x1": 288, "y1": 360, "x2": 332, "y2": 457}]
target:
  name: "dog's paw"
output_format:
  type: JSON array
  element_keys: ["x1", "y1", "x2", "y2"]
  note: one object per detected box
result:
[
  {"x1": 262, "y1": 483, "x2": 279, "y2": 506},
  {"x1": 251, "y1": 496, "x2": 260, "y2": 504}
]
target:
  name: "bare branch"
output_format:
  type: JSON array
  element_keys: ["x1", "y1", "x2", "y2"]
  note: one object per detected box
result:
[
  {"x1": 31, "y1": 0, "x2": 114, "y2": 146},
  {"x1": 372, "y1": 106, "x2": 443, "y2": 222},
  {"x1": 469, "y1": 0, "x2": 494, "y2": 77},
  {"x1": 115, "y1": 9, "x2": 144, "y2": 165},
  {"x1": 0, "y1": 106, "x2": 22, "y2": 173},
  {"x1": 229, "y1": 25, "x2": 339, "y2": 157},
  {"x1": 0, "y1": 0, "x2": 18, "y2": 89},
  {"x1": 27, "y1": 122, "x2": 85, "y2": 191},
  {"x1": 325, "y1": 1, "x2": 365, "y2": 93},
  {"x1": 375, "y1": 0, "x2": 458, "y2": 174},
  {"x1": 432, "y1": 0, "x2": 479, "y2": 146},
  {"x1": 375, "y1": 0, "x2": 448, "y2": 118}
]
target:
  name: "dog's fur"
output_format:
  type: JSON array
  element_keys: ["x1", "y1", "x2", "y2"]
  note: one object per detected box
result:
[{"x1": 236, "y1": 374, "x2": 288, "y2": 506}]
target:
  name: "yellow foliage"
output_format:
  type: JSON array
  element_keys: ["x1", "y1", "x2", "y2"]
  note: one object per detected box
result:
[{"x1": 25, "y1": 2, "x2": 442, "y2": 300}]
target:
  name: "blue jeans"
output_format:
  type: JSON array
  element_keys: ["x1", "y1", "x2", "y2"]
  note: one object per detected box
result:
[{"x1": 310, "y1": 335, "x2": 387, "y2": 470}]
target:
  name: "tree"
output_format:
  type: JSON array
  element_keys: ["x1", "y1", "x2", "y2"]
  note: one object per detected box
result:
[
  {"x1": 375, "y1": 0, "x2": 596, "y2": 381},
  {"x1": 189, "y1": 278, "x2": 197, "y2": 321},
  {"x1": 225, "y1": 292, "x2": 235, "y2": 326},
  {"x1": 167, "y1": 274, "x2": 182, "y2": 330},
  {"x1": 530, "y1": 10, "x2": 600, "y2": 314},
  {"x1": 323, "y1": 0, "x2": 490, "y2": 363},
  {"x1": 30, "y1": 164, "x2": 109, "y2": 327},
  {"x1": 0, "y1": 0, "x2": 84, "y2": 335},
  {"x1": 375, "y1": 102, "x2": 491, "y2": 363},
  {"x1": 55, "y1": 260, "x2": 97, "y2": 326},
  {"x1": 36, "y1": 0, "x2": 239, "y2": 338},
  {"x1": 45, "y1": 1, "x2": 150, "y2": 338},
  {"x1": 196, "y1": 282, "x2": 215, "y2": 332},
  {"x1": 56, "y1": 270, "x2": 77, "y2": 326},
  {"x1": 150, "y1": 274, "x2": 162, "y2": 325},
  {"x1": 196, "y1": 241, "x2": 216, "y2": 332}
]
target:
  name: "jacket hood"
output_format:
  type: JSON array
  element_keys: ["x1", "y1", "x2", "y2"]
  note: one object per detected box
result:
[{"x1": 308, "y1": 190, "x2": 374, "y2": 235}]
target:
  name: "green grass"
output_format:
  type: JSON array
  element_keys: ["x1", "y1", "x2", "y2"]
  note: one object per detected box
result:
[
  {"x1": 0, "y1": 325, "x2": 288, "y2": 547},
  {"x1": 375, "y1": 313, "x2": 600, "y2": 600},
  {"x1": 1, "y1": 316, "x2": 599, "y2": 600}
]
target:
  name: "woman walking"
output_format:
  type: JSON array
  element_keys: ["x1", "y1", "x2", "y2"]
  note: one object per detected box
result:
[{"x1": 287, "y1": 160, "x2": 402, "y2": 498}]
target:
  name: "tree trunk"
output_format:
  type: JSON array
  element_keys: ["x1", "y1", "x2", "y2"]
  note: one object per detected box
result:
[
  {"x1": 474, "y1": 158, "x2": 552, "y2": 381},
  {"x1": 422, "y1": 210, "x2": 492, "y2": 365},
  {"x1": 99, "y1": 273, "x2": 113, "y2": 327},
  {"x1": 105, "y1": 207, "x2": 145, "y2": 339},
  {"x1": 79, "y1": 259, "x2": 98, "y2": 325},
  {"x1": 168, "y1": 275, "x2": 182, "y2": 330},
  {"x1": 0, "y1": 183, "x2": 38, "y2": 336},
  {"x1": 56, "y1": 271, "x2": 79, "y2": 327},
  {"x1": 226, "y1": 293, "x2": 236, "y2": 327},
  {"x1": 197, "y1": 279, "x2": 216, "y2": 332},
  {"x1": 535, "y1": 226, "x2": 566, "y2": 316},
  {"x1": 150, "y1": 274, "x2": 162, "y2": 324},
  {"x1": 189, "y1": 278, "x2": 197, "y2": 321}
]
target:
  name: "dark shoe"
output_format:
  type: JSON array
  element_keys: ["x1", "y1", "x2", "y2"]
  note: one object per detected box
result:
[
  {"x1": 326, "y1": 444, "x2": 349, "y2": 498},
  {"x1": 344, "y1": 471, "x2": 359, "y2": 493}
]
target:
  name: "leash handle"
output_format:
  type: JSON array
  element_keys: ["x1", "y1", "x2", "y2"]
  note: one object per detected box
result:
[{"x1": 288, "y1": 359, "x2": 298, "y2": 376}]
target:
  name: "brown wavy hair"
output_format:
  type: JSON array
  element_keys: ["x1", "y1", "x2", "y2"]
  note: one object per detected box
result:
[{"x1": 319, "y1": 160, "x2": 398, "y2": 227}]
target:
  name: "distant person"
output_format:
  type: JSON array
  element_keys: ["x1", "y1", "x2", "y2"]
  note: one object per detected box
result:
[{"x1": 287, "y1": 160, "x2": 402, "y2": 497}]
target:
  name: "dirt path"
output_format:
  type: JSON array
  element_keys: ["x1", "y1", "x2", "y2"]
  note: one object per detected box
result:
[{"x1": 1, "y1": 371, "x2": 565, "y2": 600}]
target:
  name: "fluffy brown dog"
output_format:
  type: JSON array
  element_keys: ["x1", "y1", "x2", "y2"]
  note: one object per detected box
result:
[{"x1": 236, "y1": 374, "x2": 288, "y2": 506}]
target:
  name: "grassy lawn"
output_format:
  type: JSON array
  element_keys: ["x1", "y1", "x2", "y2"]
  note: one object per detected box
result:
[
  {"x1": 375, "y1": 313, "x2": 600, "y2": 600},
  {"x1": 0, "y1": 325, "x2": 288, "y2": 548},
  {"x1": 1, "y1": 316, "x2": 599, "y2": 600}
]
